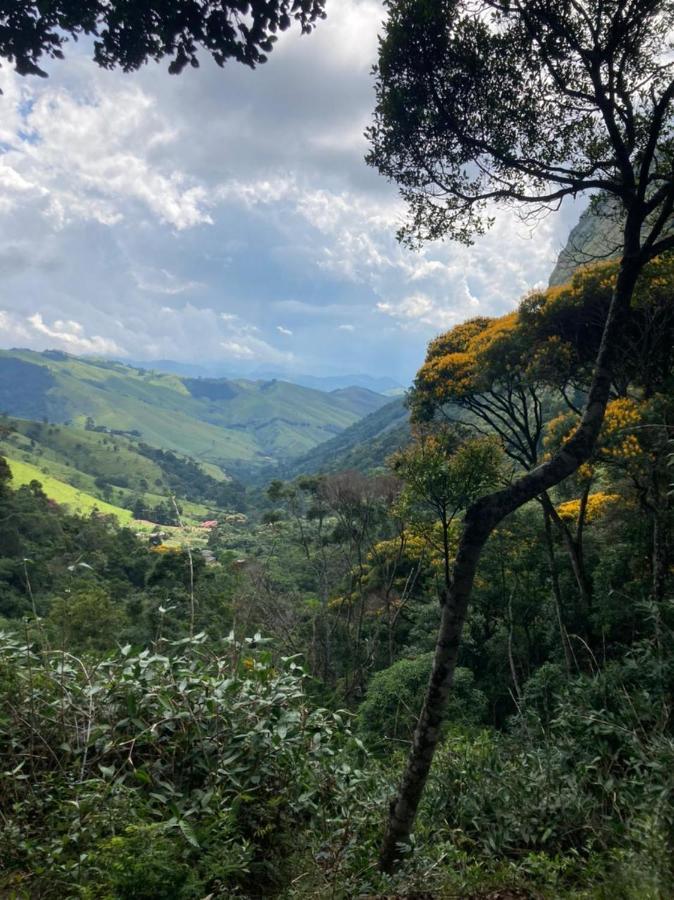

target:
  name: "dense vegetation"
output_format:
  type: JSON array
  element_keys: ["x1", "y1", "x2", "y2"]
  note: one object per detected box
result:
[
  {"x1": 279, "y1": 396, "x2": 410, "y2": 480},
  {"x1": 3, "y1": 0, "x2": 674, "y2": 888},
  {"x1": 1, "y1": 249, "x2": 672, "y2": 896}
]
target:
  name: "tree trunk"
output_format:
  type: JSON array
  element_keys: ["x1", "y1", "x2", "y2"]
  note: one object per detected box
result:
[
  {"x1": 379, "y1": 255, "x2": 640, "y2": 872},
  {"x1": 541, "y1": 501, "x2": 573, "y2": 673},
  {"x1": 543, "y1": 492, "x2": 593, "y2": 616}
]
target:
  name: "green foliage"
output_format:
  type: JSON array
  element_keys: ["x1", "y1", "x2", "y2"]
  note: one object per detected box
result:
[
  {"x1": 417, "y1": 643, "x2": 674, "y2": 895},
  {"x1": 358, "y1": 653, "x2": 487, "y2": 748},
  {"x1": 0, "y1": 632, "x2": 375, "y2": 896},
  {"x1": 0, "y1": 250, "x2": 672, "y2": 895},
  {"x1": 46, "y1": 586, "x2": 128, "y2": 651},
  {"x1": 392, "y1": 429, "x2": 502, "y2": 524}
]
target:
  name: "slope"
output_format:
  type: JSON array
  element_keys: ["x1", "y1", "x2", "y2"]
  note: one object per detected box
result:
[
  {"x1": 5, "y1": 457, "x2": 134, "y2": 524},
  {"x1": 281, "y1": 396, "x2": 411, "y2": 478},
  {"x1": 0, "y1": 418, "x2": 243, "y2": 523},
  {"x1": 0, "y1": 351, "x2": 389, "y2": 471}
]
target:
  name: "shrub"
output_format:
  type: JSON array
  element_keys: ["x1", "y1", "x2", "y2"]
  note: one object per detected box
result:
[
  {"x1": 357, "y1": 653, "x2": 487, "y2": 749},
  {"x1": 0, "y1": 631, "x2": 375, "y2": 896},
  {"x1": 419, "y1": 642, "x2": 674, "y2": 894}
]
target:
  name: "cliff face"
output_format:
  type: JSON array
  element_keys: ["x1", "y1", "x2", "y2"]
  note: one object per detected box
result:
[{"x1": 548, "y1": 195, "x2": 623, "y2": 286}]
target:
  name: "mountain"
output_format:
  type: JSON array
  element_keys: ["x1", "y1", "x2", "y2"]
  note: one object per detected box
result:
[
  {"x1": 549, "y1": 196, "x2": 623, "y2": 286},
  {"x1": 126, "y1": 360, "x2": 405, "y2": 395},
  {"x1": 0, "y1": 350, "x2": 389, "y2": 474},
  {"x1": 280, "y1": 396, "x2": 410, "y2": 479},
  {"x1": 251, "y1": 370, "x2": 406, "y2": 395}
]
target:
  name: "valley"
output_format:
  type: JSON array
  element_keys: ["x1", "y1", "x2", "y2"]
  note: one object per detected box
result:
[
  {"x1": 0, "y1": 350, "x2": 390, "y2": 476},
  {"x1": 1, "y1": 2, "x2": 673, "y2": 896}
]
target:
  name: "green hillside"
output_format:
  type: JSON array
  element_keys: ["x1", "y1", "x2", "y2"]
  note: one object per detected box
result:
[
  {"x1": 0, "y1": 351, "x2": 389, "y2": 472},
  {"x1": 5, "y1": 456, "x2": 134, "y2": 523},
  {"x1": 0, "y1": 418, "x2": 242, "y2": 525},
  {"x1": 281, "y1": 396, "x2": 411, "y2": 478}
]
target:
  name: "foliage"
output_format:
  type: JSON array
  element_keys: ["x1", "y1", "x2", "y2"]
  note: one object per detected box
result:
[
  {"x1": 0, "y1": 265, "x2": 672, "y2": 893},
  {"x1": 422, "y1": 637, "x2": 674, "y2": 886},
  {"x1": 0, "y1": 632, "x2": 377, "y2": 896},
  {"x1": 3, "y1": 0, "x2": 326, "y2": 78},
  {"x1": 358, "y1": 653, "x2": 487, "y2": 749},
  {"x1": 392, "y1": 430, "x2": 502, "y2": 526}
]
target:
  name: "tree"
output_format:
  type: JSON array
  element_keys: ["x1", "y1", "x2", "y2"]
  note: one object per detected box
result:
[
  {"x1": 391, "y1": 428, "x2": 502, "y2": 592},
  {"x1": 368, "y1": 0, "x2": 674, "y2": 871},
  {"x1": 2, "y1": 1, "x2": 326, "y2": 79}
]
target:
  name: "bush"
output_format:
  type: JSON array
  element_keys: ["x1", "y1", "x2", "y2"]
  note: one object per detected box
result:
[
  {"x1": 419, "y1": 643, "x2": 674, "y2": 894},
  {"x1": 0, "y1": 631, "x2": 377, "y2": 896},
  {"x1": 357, "y1": 653, "x2": 487, "y2": 749}
]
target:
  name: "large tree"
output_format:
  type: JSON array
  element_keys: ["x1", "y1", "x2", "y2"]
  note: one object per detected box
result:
[
  {"x1": 1, "y1": 0, "x2": 325, "y2": 78},
  {"x1": 367, "y1": 0, "x2": 674, "y2": 871}
]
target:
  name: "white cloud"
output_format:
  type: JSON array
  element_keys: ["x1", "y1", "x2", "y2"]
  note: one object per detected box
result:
[
  {"x1": 0, "y1": 309, "x2": 123, "y2": 355},
  {"x1": 134, "y1": 267, "x2": 205, "y2": 295},
  {"x1": 377, "y1": 293, "x2": 458, "y2": 330},
  {"x1": 1, "y1": 72, "x2": 215, "y2": 231},
  {"x1": 220, "y1": 339, "x2": 255, "y2": 359},
  {"x1": 27, "y1": 312, "x2": 123, "y2": 354},
  {"x1": 0, "y1": 1, "x2": 583, "y2": 382}
]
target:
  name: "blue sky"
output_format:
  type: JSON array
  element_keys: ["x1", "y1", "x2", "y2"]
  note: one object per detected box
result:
[{"x1": 0, "y1": 0, "x2": 582, "y2": 384}]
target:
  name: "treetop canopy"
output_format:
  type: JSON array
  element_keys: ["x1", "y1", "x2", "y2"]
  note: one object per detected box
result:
[
  {"x1": 412, "y1": 254, "x2": 674, "y2": 425},
  {"x1": 368, "y1": 0, "x2": 674, "y2": 248},
  {"x1": 2, "y1": 0, "x2": 326, "y2": 78}
]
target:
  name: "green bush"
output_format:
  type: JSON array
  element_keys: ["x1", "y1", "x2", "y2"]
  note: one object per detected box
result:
[
  {"x1": 0, "y1": 631, "x2": 378, "y2": 896},
  {"x1": 357, "y1": 653, "x2": 487, "y2": 749},
  {"x1": 418, "y1": 643, "x2": 674, "y2": 894}
]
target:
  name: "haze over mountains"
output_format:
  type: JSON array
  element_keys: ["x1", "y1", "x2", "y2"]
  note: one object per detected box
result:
[
  {"x1": 0, "y1": 203, "x2": 612, "y2": 497},
  {"x1": 126, "y1": 360, "x2": 405, "y2": 396}
]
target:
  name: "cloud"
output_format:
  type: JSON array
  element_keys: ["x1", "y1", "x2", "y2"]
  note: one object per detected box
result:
[
  {"x1": 134, "y1": 267, "x2": 206, "y2": 295},
  {"x1": 0, "y1": 1, "x2": 583, "y2": 383},
  {"x1": 376, "y1": 293, "x2": 458, "y2": 330},
  {"x1": 0, "y1": 68, "x2": 215, "y2": 230},
  {"x1": 0, "y1": 310, "x2": 123, "y2": 355}
]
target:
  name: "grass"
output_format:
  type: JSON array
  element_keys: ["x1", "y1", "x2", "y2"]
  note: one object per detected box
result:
[
  {"x1": 0, "y1": 421, "x2": 220, "y2": 523},
  {"x1": 6, "y1": 457, "x2": 134, "y2": 524}
]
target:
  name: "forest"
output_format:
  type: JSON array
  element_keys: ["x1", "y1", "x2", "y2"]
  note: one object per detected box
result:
[
  {"x1": 1, "y1": 248, "x2": 672, "y2": 897},
  {"x1": 1, "y1": 0, "x2": 674, "y2": 897}
]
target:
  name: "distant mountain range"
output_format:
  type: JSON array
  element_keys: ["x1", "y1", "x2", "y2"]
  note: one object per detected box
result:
[
  {"x1": 125, "y1": 359, "x2": 405, "y2": 395},
  {"x1": 0, "y1": 205, "x2": 612, "y2": 495},
  {"x1": 0, "y1": 349, "x2": 389, "y2": 475}
]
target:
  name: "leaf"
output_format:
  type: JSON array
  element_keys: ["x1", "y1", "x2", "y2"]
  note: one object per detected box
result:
[{"x1": 178, "y1": 819, "x2": 200, "y2": 848}]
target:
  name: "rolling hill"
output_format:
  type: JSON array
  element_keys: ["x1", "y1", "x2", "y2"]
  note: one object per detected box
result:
[
  {"x1": 0, "y1": 417, "x2": 239, "y2": 523},
  {"x1": 4, "y1": 456, "x2": 134, "y2": 524},
  {"x1": 0, "y1": 350, "x2": 389, "y2": 473}
]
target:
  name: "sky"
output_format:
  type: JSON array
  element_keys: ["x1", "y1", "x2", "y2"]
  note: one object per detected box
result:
[{"x1": 0, "y1": 0, "x2": 583, "y2": 385}]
